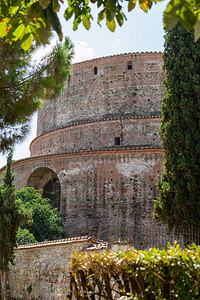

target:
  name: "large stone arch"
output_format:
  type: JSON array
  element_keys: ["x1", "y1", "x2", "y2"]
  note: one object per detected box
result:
[{"x1": 27, "y1": 167, "x2": 61, "y2": 210}]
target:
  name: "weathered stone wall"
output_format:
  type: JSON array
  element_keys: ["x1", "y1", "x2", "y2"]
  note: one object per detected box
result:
[
  {"x1": 31, "y1": 118, "x2": 161, "y2": 157},
  {"x1": 8, "y1": 237, "x2": 107, "y2": 300}
]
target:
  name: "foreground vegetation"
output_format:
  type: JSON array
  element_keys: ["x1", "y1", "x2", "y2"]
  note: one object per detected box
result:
[
  {"x1": 0, "y1": 152, "x2": 32, "y2": 300},
  {"x1": 68, "y1": 243, "x2": 200, "y2": 299},
  {"x1": 154, "y1": 24, "x2": 200, "y2": 231}
]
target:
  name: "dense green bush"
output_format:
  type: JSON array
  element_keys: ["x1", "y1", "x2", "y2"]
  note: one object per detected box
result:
[
  {"x1": 17, "y1": 228, "x2": 37, "y2": 245},
  {"x1": 16, "y1": 187, "x2": 64, "y2": 244},
  {"x1": 68, "y1": 244, "x2": 200, "y2": 299}
]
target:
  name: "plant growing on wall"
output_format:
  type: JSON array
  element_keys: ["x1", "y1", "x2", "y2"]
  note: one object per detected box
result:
[
  {"x1": 17, "y1": 187, "x2": 64, "y2": 244},
  {"x1": 154, "y1": 24, "x2": 200, "y2": 231},
  {"x1": 0, "y1": 37, "x2": 74, "y2": 153},
  {"x1": 0, "y1": 151, "x2": 32, "y2": 300}
]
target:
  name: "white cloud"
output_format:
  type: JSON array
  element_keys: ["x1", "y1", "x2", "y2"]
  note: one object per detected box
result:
[
  {"x1": 31, "y1": 39, "x2": 58, "y2": 65},
  {"x1": 72, "y1": 40, "x2": 98, "y2": 63},
  {"x1": 113, "y1": 38, "x2": 121, "y2": 49}
]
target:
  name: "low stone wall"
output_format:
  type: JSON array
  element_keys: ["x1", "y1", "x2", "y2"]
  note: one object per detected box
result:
[{"x1": 8, "y1": 237, "x2": 108, "y2": 300}]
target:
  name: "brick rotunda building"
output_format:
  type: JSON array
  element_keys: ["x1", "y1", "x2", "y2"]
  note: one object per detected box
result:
[{"x1": 0, "y1": 52, "x2": 165, "y2": 243}]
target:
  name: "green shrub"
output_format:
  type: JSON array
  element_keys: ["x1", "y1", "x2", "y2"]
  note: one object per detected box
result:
[
  {"x1": 16, "y1": 187, "x2": 64, "y2": 243},
  {"x1": 17, "y1": 228, "x2": 37, "y2": 245},
  {"x1": 68, "y1": 243, "x2": 200, "y2": 299}
]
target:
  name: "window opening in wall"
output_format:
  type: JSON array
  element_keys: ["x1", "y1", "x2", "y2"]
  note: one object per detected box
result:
[
  {"x1": 127, "y1": 61, "x2": 132, "y2": 70},
  {"x1": 43, "y1": 178, "x2": 61, "y2": 210},
  {"x1": 115, "y1": 137, "x2": 121, "y2": 145},
  {"x1": 94, "y1": 66, "x2": 97, "y2": 74}
]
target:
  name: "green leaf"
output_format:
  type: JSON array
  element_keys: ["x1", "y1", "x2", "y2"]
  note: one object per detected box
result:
[
  {"x1": 20, "y1": 26, "x2": 32, "y2": 51},
  {"x1": 164, "y1": 13, "x2": 179, "y2": 30},
  {"x1": 39, "y1": 0, "x2": 51, "y2": 9},
  {"x1": 163, "y1": 0, "x2": 180, "y2": 30},
  {"x1": 116, "y1": 12, "x2": 124, "y2": 26},
  {"x1": 64, "y1": 7, "x2": 74, "y2": 21},
  {"x1": 26, "y1": 2, "x2": 41, "y2": 24},
  {"x1": 195, "y1": 13, "x2": 200, "y2": 41},
  {"x1": 97, "y1": 0, "x2": 102, "y2": 8},
  {"x1": 29, "y1": 24, "x2": 41, "y2": 44},
  {"x1": 46, "y1": 6, "x2": 63, "y2": 40},
  {"x1": 139, "y1": 0, "x2": 149, "y2": 12},
  {"x1": 98, "y1": 9, "x2": 105, "y2": 24},
  {"x1": 107, "y1": 0, "x2": 116, "y2": 10},
  {"x1": 179, "y1": 6, "x2": 196, "y2": 31},
  {"x1": 10, "y1": 4, "x2": 20, "y2": 16},
  {"x1": 13, "y1": 23, "x2": 25, "y2": 40},
  {"x1": 52, "y1": 0, "x2": 60, "y2": 12},
  {"x1": 0, "y1": 19, "x2": 9, "y2": 38},
  {"x1": 106, "y1": 18, "x2": 116, "y2": 32},
  {"x1": 36, "y1": 19, "x2": 50, "y2": 43},
  {"x1": 73, "y1": 18, "x2": 81, "y2": 31},
  {"x1": 106, "y1": 10, "x2": 115, "y2": 22},
  {"x1": 128, "y1": 0, "x2": 137, "y2": 12},
  {"x1": 82, "y1": 14, "x2": 90, "y2": 29}
]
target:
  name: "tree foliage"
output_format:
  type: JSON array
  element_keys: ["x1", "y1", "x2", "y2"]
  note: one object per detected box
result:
[
  {"x1": 17, "y1": 228, "x2": 37, "y2": 245},
  {"x1": 68, "y1": 244, "x2": 200, "y2": 299},
  {"x1": 0, "y1": 37, "x2": 74, "y2": 153},
  {"x1": 154, "y1": 24, "x2": 200, "y2": 231},
  {"x1": 1, "y1": 0, "x2": 200, "y2": 50},
  {"x1": 16, "y1": 187, "x2": 64, "y2": 243},
  {"x1": 0, "y1": 151, "x2": 32, "y2": 299}
]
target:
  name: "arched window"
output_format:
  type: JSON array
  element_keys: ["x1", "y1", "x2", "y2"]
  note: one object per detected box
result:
[
  {"x1": 94, "y1": 66, "x2": 98, "y2": 75},
  {"x1": 43, "y1": 178, "x2": 61, "y2": 209},
  {"x1": 127, "y1": 61, "x2": 132, "y2": 70},
  {"x1": 27, "y1": 167, "x2": 61, "y2": 210}
]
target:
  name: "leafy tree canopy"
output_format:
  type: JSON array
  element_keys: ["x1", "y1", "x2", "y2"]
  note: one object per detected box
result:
[
  {"x1": 16, "y1": 187, "x2": 64, "y2": 244},
  {"x1": 0, "y1": 0, "x2": 200, "y2": 50},
  {"x1": 0, "y1": 37, "x2": 74, "y2": 153}
]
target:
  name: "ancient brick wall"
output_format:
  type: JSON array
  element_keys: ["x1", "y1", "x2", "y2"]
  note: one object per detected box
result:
[
  {"x1": 1, "y1": 148, "x2": 163, "y2": 242},
  {"x1": 31, "y1": 118, "x2": 161, "y2": 157},
  {"x1": 0, "y1": 52, "x2": 164, "y2": 244},
  {"x1": 35, "y1": 52, "x2": 164, "y2": 143}
]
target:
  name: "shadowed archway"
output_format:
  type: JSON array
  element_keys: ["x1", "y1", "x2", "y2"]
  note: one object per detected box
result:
[{"x1": 27, "y1": 167, "x2": 61, "y2": 210}]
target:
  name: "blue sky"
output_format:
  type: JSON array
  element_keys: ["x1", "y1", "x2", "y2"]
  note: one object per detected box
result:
[{"x1": 0, "y1": 1, "x2": 167, "y2": 168}]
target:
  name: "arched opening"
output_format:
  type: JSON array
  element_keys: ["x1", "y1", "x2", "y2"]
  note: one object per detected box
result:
[
  {"x1": 27, "y1": 167, "x2": 61, "y2": 210},
  {"x1": 43, "y1": 178, "x2": 60, "y2": 209}
]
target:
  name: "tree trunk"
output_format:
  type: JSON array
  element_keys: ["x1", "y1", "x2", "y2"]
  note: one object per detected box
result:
[{"x1": 1, "y1": 271, "x2": 7, "y2": 300}]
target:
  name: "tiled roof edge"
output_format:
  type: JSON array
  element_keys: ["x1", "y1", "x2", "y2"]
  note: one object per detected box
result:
[{"x1": 15, "y1": 236, "x2": 95, "y2": 250}]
